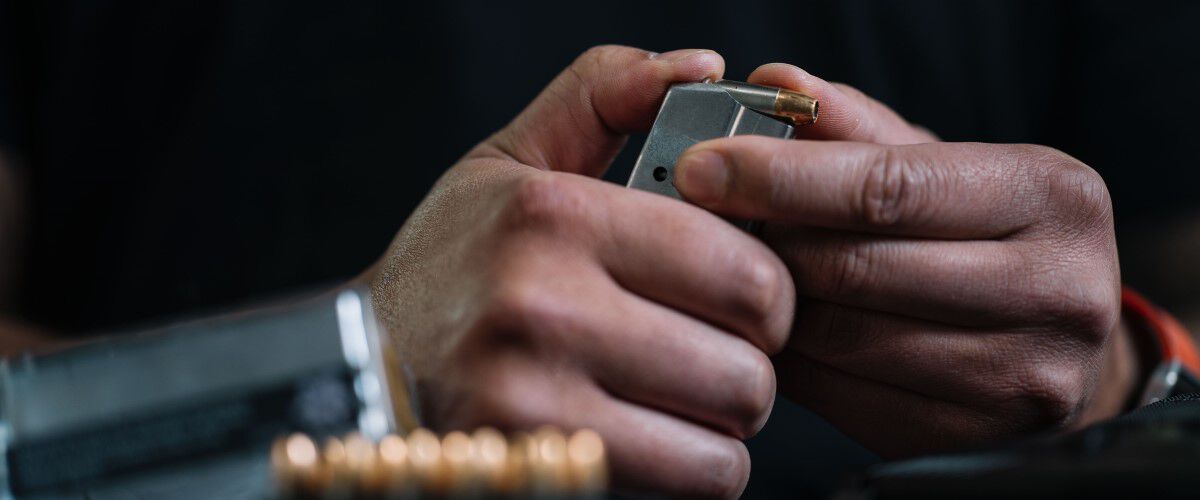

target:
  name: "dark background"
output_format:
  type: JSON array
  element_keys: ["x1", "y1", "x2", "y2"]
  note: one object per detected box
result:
[{"x1": 2, "y1": 0, "x2": 1198, "y2": 496}]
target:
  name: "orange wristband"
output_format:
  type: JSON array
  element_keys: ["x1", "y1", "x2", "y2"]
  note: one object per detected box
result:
[{"x1": 1122, "y1": 287, "x2": 1200, "y2": 404}]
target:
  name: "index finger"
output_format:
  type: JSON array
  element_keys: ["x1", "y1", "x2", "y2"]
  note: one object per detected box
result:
[
  {"x1": 674, "y1": 137, "x2": 1057, "y2": 238},
  {"x1": 747, "y1": 63, "x2": 937, "y2": 145}
]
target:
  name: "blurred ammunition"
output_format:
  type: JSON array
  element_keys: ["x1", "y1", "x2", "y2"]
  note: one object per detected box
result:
[
  {"x1": 377, "y1": 434, "x2": 413, "y2": 497},
  {"x1": 441, "y1": 431, "x2": 481, "y2": 495},
  {"x1": 406, "y1": 428, "x2": 445, "y2": 493},
  {"x1": 530, "y1": 426, "x2": 571, "y2": 495},
  {"x1": 271, "y1": 433, "x2": 322, "y2": 495},
  {"x1": 473, "y1": 427, "x2": 510, "y2": 492},
  {"x1": 270, "y1": 427, "x2": 607, "y2": 499},
  {"x1": 566, "y1": 429, "x2": 607, "y2": 495},
  {"x1": 343, "y1": 433, "x2": 382, "y2": 493}
]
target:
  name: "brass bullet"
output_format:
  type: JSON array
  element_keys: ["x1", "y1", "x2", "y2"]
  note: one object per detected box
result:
[
  {"x1": 269, "y1": 436, "x2": 292, "y2": 490},
  {"x1": 342, "y1": 432, "x2": 381, "y2": 492},
  {"x1": 377, "y1": 434, "x2": 413, "y2": 497},
  {"x1": 713, "y1": 80, "x2": 819, "y2": 125},
  {"x1": 406, "y1": 428, "x2": 445, "y2": 492},
  {"x1": 270, "y1": 427, "x2": 609, "y2": 498},
  {"x1": 566, "y1": 429, "x2": 608, "y2": 493},
  {"x1": 271, "y1": 433, "x2": 321, "y2": 495},
  {"x1": 472, "y1": 427, "x2": 509, "y2": 491},
  {"x1": 506, "y1": 431, "x2": 536, "y2": 494},
  {"x1": 322, "y1": 436, "x2": 352, "y2": 497},
  {"x1": 530, "y1": 426, "x2": 570, "y2": 493},
  {"x1": 442, "y1": 430, "x2": 483, "y2": 495}
]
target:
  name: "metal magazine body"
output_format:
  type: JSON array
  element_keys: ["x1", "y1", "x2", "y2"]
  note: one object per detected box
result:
[{"x1": 626, "y1": 81, "x2": 796, "y2": 231}]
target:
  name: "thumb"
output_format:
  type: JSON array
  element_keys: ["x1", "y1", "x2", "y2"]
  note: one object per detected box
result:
[{"x1": 474, "y1": 45, "x2": 724, "y2": 177}]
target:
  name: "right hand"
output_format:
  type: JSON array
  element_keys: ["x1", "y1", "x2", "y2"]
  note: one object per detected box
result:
[{"x1": 361, "y1": 46, "x2": 794, "y2": 498}]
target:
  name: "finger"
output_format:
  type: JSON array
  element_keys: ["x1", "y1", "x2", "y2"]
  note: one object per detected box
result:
[
  {"x1": 764, "y1": 226, "x2": 1033, "y2": 327},
  {"x1": 789, "y1": 300, "x2": 1102, "y2": 429},
  {"x1": 774, "y1": 349, "x2": 1007, "y2": 458},
  {"x1": 747, "y1": 63, "x2": 936, "y2": 144},
  {"x1": 476, "y1": 45, "x2": 725, "y2": 176},
  {"x1": 564, "y1": 276, "x2": 777, "y2": 439},
  {"x1": 787, "y1": 300, "x2": 1034, "y2": 406},
  {"x1": 474, "y1": 251, "x2": 776, "y2": 436},
  {"x1": 579, "y1": 390, "x2": 752, "y2": 498},
  {"x1": 437, "y1": 357, "x2": 750, "y2": 498},
  {"x1": 590, "y1": 179, "x2": 795, "y2": 353},
  {"x1": 769, "y1": 226, "x2": 1118, "y2": 332},
  {"x1": 675, "y1": 139, "x2": 1049, "y2": 238}
]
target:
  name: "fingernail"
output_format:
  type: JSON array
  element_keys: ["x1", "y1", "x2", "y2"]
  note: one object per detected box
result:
[
  {"x1": 674, "y1": 149, "x2": 729, "y2": 204},
  {"x1": 654, "y1": 48, "x2": 716, "y2": 64},
  {"x1": 771, "y1": 62, "x2": 814, "y2": 79}
]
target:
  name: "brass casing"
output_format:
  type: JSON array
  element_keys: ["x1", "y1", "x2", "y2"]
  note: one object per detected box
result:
[{"x1": 774, "y1": 88, "x2": 818, "y2": 125}]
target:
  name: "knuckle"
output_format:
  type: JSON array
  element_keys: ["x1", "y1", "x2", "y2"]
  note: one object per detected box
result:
[
  {"x1": 764, "y1": 148, "x2": 802, "y2": 214},
  {"x1": 1038, "y1": 147, "x2": 1113, "y2": 224},
  {"x1": 817, "y1": 236, "x2": 876, "y2": 299},
  {"x1": 804, "y1": 302, "x2": 874, "y2": 358},
  {"x1": 860, "y1": 147, "x2": 924, "y2": 227},
  {"x1": 463, "y1": 369, "x2": 553, "y2": 429},
  {"x1": 731, "y1": 255, "x2": 793, "y2": 353},
  {"x1": 1071, "y1": 284, "x2": 1120, "y2": 340},
  {"x1": 1026, "y1": 278, "x2": 1119, "y2": 341},
  {"x1": 437, "y1": 366, "x2": 513, "y2": 429},
  {"x1": 502, "y1": 173, "x2": 588, "y2": 233},
  {"x1": 692, "y1": 441, "x2": 751, "y2": 499},
  {"x1": 483, "y1": 278, "x2": 566, "y2": 345},
  {"x1": 1006, "y1": 362, "x2": 1089, "y2": 431},
  {"x1": 728, "y1": 351, "x2": 776, "y2": 439},
  {"x1": 864, "y1": 146, "x2": 945, "y2": 227},
  {"x1": 464, "y1": 373, "x2": 524, "y2": 426}
]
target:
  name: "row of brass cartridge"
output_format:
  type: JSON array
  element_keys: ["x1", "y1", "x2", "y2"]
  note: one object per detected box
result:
[{"x1": 271, "y1": 427, "x2": 607, "y2": 498}]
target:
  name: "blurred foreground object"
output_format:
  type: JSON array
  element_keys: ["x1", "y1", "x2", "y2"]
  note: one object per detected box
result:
[
  {"x1": 0, "y1": 288, "x2": 416, "y2": 498},
  {"x1": 271, "y1": 427, "x2": 606, "y2": 498},
  {"x1": 834, "y1": 394, "x2": 1200, "y2": 499}
]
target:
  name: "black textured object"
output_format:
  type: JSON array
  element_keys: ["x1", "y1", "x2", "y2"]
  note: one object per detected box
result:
[{"x1": 835, "y1": 393, "x2": 1200, "y2": 499}]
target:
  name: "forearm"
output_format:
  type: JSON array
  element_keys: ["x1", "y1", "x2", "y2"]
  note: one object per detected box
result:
[
  {"x1": 0, "y1": 150, "x2": 56, "y2": 355},
  {"x1": 1083, "y1": 282, "x2": 1200, "y2": 426},
  {"x1": 0, "y1": 317, "x2": 65, "y2": 356},
  {"x1": 0, "y1": 149, "x2": 22, "y2": 308}
]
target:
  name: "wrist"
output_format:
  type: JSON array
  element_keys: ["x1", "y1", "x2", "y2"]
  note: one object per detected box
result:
[
  {"x1": 348, "y1": 271, "x2": 424, "y2": 432},
  {"x1": 1121, "y1": 287, "x2": 1200, "y2": 406},
  {"x1": 1082, "y1": 287, "x2": 1200, "y2": 425},
  {"x1": 1079, "y1": 313, "x2": 1145, "y2": 425}
]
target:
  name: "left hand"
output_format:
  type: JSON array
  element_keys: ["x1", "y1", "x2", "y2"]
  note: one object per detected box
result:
[{"x1": 673, "y1": 64, "x2": 1129, "y2": 458}]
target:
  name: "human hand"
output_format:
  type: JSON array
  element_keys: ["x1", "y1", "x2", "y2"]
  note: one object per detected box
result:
[
  {"x1": 672, "y1": 63, "x2": 1128, "y2": 458},
  {"x1": 363, "y1": 47, "x2": 794, "y2": 497}
]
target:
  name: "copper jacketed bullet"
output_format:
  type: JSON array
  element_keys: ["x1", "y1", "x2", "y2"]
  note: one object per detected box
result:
[{"x1": 713, "y1": 80, "x2": 819, "y2": 125}]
